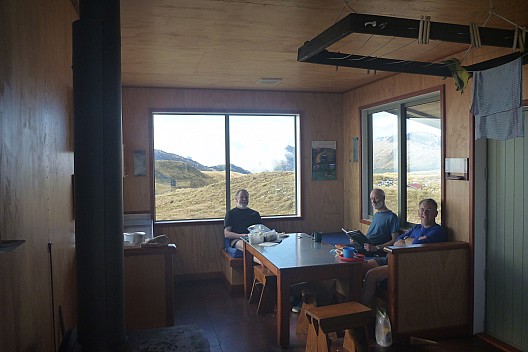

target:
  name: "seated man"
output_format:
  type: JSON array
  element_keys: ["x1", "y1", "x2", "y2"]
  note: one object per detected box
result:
[
  {"x1": 224, "y1": 189, "x2": 262, "y2": 253},
  {"x1": 359, "y1": 198, "x2": 447, "y2": 306},
  {"x1": 356, "y1": 188, "x2": 400, "y2": 255}
]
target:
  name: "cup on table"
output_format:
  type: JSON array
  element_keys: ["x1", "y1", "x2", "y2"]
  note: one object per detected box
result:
[
  {"x1": 342, "y1": 247, "x2": 356, "y2": 258},
  {"x1": 313, "y1": 232, "x2": 322, "y2": 242}
]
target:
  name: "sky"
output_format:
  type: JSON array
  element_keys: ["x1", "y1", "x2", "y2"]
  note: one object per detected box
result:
[
  {"x1": 372, "y1": 111, "x2": 441, "y2": 138},
  {"x1": 153, "y1": 114, "x2": 297, "y2": 173}
]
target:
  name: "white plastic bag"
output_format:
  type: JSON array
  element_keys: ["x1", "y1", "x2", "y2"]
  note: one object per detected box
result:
[
  {"x1": 247, "y1": 224, "x2": 271, "y2": 234},
  {"x1": 375, "y1": 307, "x2": 393, "y2": 347},
  {"x1": 248, "y1": 224, "x2": 277, "y2": 242}
]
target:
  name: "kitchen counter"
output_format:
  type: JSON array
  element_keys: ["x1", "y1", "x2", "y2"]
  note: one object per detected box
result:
[{"x1": 124, "y1": 244, "x2": 177, "y2": 330}]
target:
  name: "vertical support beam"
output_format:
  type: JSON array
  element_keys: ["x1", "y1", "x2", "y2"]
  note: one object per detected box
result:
[{"x1": 73, "y1": 0, "x2": 125, "y2": 350}]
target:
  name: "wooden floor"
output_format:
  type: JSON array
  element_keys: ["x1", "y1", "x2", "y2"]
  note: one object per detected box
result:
[{"x1": 173, "y1": 279, "x2": 500, "y2": 352}]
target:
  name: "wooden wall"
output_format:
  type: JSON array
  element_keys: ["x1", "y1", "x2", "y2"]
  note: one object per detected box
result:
[
  {"x1": 122, "y1": 88, "x2": 344, "y2": 277},
  {"x1": 0, "y1": 0, "x2": 77, "y2": 350},
  {"x1": 343, "y1": 49, "x2": 528, "y2": 242}
]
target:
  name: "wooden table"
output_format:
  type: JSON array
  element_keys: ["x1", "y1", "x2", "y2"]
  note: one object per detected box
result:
[{"x1": 243, "y1": 233, "x2": 364, "y2": 348}]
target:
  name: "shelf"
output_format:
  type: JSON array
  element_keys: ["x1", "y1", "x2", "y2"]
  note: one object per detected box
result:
[{"x1": 0, "y1": 240, "x2": 26, "y2": 253}]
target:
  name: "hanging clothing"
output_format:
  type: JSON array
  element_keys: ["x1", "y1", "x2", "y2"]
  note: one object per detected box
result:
[{"x1": 471, "y1": 57, "x2": 523, "y2": 140}]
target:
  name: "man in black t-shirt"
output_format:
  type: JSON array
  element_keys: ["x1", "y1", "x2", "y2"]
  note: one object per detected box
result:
[{"x1": 224, "y1": 189, "x2": 262, "y2": 251}]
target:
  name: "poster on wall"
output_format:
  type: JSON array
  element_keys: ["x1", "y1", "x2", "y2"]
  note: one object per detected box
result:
[{"x1": 311, "y1": 140, "x2": 337, "y2": 181}]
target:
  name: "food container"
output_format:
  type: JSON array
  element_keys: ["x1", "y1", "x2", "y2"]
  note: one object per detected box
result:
[
  {"x1": 248, "y1": 233, "x2": 264, "y2": 245},
  {"x1": 124, "y1": 232, "x2": 146, "y2": 246},
  {"x1": 264, "y1": 230, "x2": 278, "y2": 242}
]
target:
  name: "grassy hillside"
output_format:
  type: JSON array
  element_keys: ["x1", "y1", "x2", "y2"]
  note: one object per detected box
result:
[
  {"x1": 155, "y1": 170, "x2": 295, "y2": 221},
  {"x1": 154, "y1": 161, "x2": 440, "y2": 224}
]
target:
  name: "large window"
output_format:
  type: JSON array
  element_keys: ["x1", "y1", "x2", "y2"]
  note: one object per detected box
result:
[
  {"x1": 361, "y1": 92, "x2": 442, "y2": 225},
  {"x1": 152, "y1": 113, "x2": 301, "y2": 222}
]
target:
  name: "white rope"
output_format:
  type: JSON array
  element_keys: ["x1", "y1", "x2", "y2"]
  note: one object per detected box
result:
[
  {"x1": 418, "y1": 15, "x2": 431, "y2": 44},
  {"x1": 512, "y1": 27, "x2": 527, "y2": 52},
  {"x1": 424, "y1": 16, "x2": 431, "y2": 44},
  {"x1": 470, "y1": 22, "x2": 482, "y2": 48},
  {"x1": 418, "y1": 15, "x2": 424, "y2": 44},
  {"x1": 512, "y1": 26, "x2": 519, "y2": 51}
]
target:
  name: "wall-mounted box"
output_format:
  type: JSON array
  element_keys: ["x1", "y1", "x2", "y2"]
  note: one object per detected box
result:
[{"x1": 445, "y1": 158, "x2": 469, "y2": 180}]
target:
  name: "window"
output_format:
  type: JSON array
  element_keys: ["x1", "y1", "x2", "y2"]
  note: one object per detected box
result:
[
  {"x1": 152, "y1": 113, "x2": 301, "y2": 222},
  {"x1": 361, "y1": 92, "x2": 442, "y2": 225}
]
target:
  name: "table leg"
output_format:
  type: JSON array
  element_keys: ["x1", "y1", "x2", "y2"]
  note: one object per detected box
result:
[
  {"x1": 348, "y1": 264, "x2": 363, "y2": 301},
  {"x1": 277, "y1": 273, "x2": 290, "y2": 348},
  {"x1": 243, "y1": 242, "x2": 253, "y2": 299}
]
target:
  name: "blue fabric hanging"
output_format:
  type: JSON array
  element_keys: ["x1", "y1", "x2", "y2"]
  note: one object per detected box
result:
[{"x1": 471, "y1": 57, "x2": 523, "y2": 140}]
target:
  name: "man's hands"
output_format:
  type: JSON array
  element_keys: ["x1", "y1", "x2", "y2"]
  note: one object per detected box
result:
[
  {"x1": 364, "y1": 243, "x2": 379, "y2": 252},
  {"x1": 395, "y1": 236, "x2": 416, "y2": 247}
]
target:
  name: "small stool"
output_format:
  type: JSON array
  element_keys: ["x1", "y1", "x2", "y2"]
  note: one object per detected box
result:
[
  {"x1": 296, "y1": 290, "x2": 317, "y2": 335},
  {"x1": 249, "y1": 265, "x2": 276, "y2": 314},
  {"x1": 295, "y1": 280, "x2": 337, "y2": 335},
  {"x1": 305, "y1": 301, "x2": 372, "y2": 352}
]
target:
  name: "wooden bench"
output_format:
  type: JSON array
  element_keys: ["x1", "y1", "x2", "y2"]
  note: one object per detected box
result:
[
  {"x1": 222, "y1": 250, "x2": 244, "y2": 294},
  {"x1": 378, "y1": 241, "x2": 471, "y2": 343},
  {"x1": 305, "y1": 301, "x2": 372, "y2": 352}
]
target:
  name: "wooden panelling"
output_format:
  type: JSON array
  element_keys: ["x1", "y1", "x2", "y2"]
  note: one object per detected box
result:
[
  {"x1": 123, "y1": 87, "x2": 344, "y2": 276},
  {"x1": 0, "y1": 0, "x2": 78, "y2": 350},
  {"x1": 485, "y1": 111, "x2": 528, "y2": 350}
]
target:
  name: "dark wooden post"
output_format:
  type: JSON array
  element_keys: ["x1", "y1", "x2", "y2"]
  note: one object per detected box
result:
[{"x1": 73, "y1": 0, "x2": 125, "y2": 350}]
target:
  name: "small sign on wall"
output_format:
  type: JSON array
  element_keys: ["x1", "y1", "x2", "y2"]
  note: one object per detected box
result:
[
  {"x1": 133, "y1": 150, "x2": 147, "y2": 176},
  {"x1": 312, "y1": 140, "x2": 336, "y2": 181}
]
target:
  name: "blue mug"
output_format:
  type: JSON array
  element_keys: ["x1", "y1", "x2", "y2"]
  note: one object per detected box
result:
[{"x1": 343, "y1": 247, "x2": 356, "y2": 258}]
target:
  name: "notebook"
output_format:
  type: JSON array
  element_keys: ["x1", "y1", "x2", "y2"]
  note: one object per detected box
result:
[{"x1": 341, "y1": 228, "x2": 372, "y2": 251}]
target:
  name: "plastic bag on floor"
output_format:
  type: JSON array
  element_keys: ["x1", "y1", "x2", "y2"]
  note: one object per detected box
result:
[{"x1": 375, "y1": 307, "x2": 393, "y2": 347}]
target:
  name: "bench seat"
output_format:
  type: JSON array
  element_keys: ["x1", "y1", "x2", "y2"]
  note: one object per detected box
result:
[
  {"x1": 222, "y1": 249, "x2": 244, "y2": 294},
  {"x1": 379, "y1": 241, "x2": 471, "y2": 343}
]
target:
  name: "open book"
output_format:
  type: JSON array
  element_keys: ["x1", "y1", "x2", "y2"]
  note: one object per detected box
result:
[{"x1": 341, "y1": 228, "x2": 373, "y2": 248}]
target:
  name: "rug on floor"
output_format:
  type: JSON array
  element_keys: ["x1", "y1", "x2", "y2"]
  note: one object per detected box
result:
[{"x1": 126, "y1": 325, "x2": 210, "y2": 352}]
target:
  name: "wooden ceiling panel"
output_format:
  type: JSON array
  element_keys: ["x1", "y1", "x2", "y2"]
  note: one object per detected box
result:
[{"x1": 121, "y1": 0, "x2": 528, "y2": 93}]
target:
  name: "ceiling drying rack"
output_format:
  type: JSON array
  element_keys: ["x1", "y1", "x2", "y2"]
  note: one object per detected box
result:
[{"x1": 297, "y1": 12, "x2": 527, "y2": 77}]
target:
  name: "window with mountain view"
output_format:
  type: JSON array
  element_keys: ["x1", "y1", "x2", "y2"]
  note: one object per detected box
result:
[
  {"x1": 152, "y1": 113, "x2": 301, "y2": 222},
  {"x1": 361, "y1": 92, "x2": 442, "y2": 225}
]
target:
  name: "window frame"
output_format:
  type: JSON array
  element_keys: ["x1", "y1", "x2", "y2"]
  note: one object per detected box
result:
[
  {"x1": 149, "y1": 110, "x2": 302, "y2": 224},
  {"x1": 359, "y1": 87, "x2": 445, "y2": 228}
]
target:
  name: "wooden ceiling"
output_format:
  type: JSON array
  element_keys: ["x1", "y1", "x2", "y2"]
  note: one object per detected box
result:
[{"x1": 120, "y1": 0, "x2": 528, "y2": 93}]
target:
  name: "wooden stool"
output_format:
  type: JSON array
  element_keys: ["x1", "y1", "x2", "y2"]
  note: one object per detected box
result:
[
  {"x1": 249, "y1": 265, "x2": 276, "y2": 314},
  {"x1": 305, "y1": 301, "x2": 372, "y2": 352},
  {"x1": 296, "y1": 290, "x2": 317, "y2": 335},
  {"x1": 296, "y1": 280, "x2": 337, "y2": 335}
]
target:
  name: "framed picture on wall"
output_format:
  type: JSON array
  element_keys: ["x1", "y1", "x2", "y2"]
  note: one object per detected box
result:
[{"x1": 311, "y1": 140, "x2": 336, "y2": 181}]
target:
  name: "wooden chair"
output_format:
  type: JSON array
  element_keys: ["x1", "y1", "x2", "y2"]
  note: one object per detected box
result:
[
  {"x1": 249, "y1": 264, "x2": 276, "y2": 314},
  {"x1": 305, "y1": 301, "x2": 372, "y2": 352}
]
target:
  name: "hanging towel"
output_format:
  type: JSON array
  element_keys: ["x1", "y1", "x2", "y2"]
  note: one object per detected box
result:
[{"x1": 470, "y1": 57, "x2": 523, "y2": 140}]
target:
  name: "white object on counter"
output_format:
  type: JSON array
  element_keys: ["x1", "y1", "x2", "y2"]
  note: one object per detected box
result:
[{"x1": 123, "y1": 232, "x2": 145, "y2": 246}]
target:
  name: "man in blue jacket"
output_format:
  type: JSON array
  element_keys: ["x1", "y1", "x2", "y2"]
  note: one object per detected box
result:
[{"x1": 360, "y1": 198, "x2": 446, "y2": 306}]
